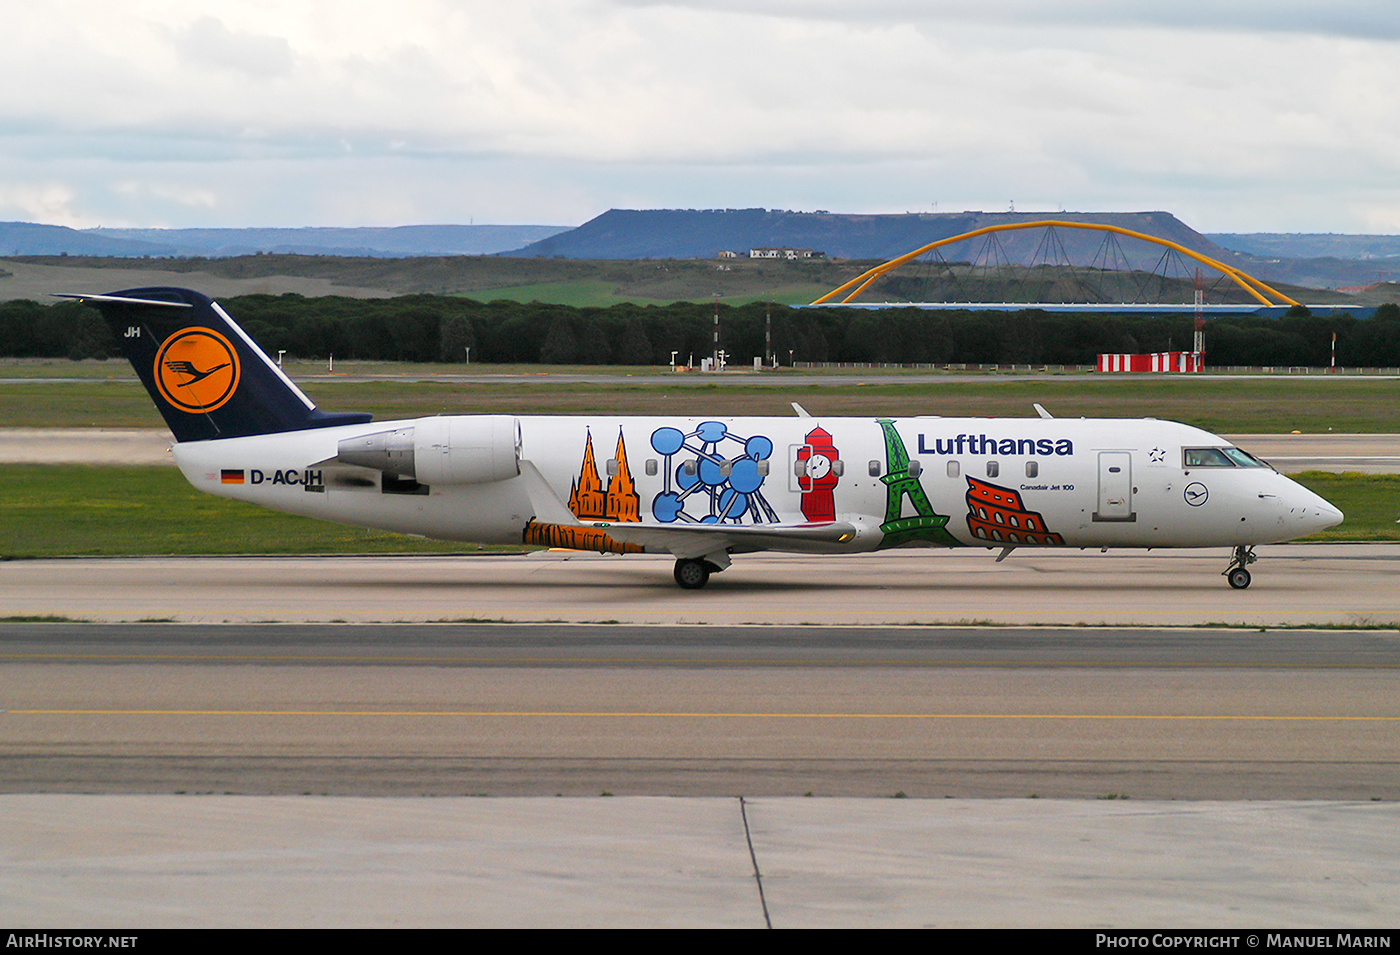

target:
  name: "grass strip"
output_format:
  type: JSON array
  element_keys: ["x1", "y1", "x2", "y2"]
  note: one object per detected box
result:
[
  {"x1": 3, "y1": 371, "x2": 1399, "y2": 432},
  {"x1": 1288, "y1": 471, "x2": 1400, "y2": 542},
  {"x1": 0, "y1": 464, "x2": 477, "y2": 557}
]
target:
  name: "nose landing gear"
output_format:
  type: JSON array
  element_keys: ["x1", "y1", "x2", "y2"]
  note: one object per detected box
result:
[{"x1": 1223, "y1": 545, "x2": 1256, "y2": 589}]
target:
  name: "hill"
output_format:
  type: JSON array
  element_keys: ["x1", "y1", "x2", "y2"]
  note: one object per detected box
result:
[
  {"x1": 8, "y1": 211, "x2": 1400, "y2": 291},
  {"x1": 513, "y1": 210, "x2": 1400, "y2": 290},
  {"x1": 1208, "y1": 234, "x2": 1400, "y2": 261},
  {"x1": 0, "y1": 221, "x2": 163, "y2": 257},
  {"x1": 0, "y1": 223, "x2": 569, "y2": 258},
  {"x1": 509, "y1": 208, "x2": 1236, "y2": 262},
  {"x1": 0, "y1": 252, "x2": 864, "y2": 306}
]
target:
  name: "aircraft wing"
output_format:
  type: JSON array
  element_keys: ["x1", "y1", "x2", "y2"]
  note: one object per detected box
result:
[{"x1": 589, "y1": 520, "x2": 857, "y2": 560}]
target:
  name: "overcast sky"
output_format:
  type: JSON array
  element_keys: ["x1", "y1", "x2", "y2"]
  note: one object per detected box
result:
[{"x1": 3, "y1": 0, "x2": 1397, "y2": 232}]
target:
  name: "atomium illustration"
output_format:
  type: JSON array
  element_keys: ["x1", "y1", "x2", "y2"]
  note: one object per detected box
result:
[{"x1": 649, "y1": 421, "x2": 778, "y2": 524}]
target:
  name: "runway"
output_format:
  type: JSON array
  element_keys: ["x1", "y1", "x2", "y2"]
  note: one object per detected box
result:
[
  {"x1": 4, "y1": 547, "x2": 1394, "y2": 797},
  {"x1": 3, "y1": 546, "x2": 1397, "y2": 627},
  {"x1": 5, "y1": 561, "x2": 1398, "y2": 924},
  {"x1": 3, "y1": 621, "x2": 1398, "y2": 800}
]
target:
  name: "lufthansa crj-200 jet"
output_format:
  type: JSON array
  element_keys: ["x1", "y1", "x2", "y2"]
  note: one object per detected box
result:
[{"x1": 65, "y1": 288, "x2": 1342, "y2": 589}]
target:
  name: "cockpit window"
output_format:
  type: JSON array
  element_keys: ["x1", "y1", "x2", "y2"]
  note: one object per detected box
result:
[
  {"x1": 1183, "y1": 447, "x2": 1267, "y2": 468},
  {"x1": 1183, "y1": 447, "x2": 1235, "y2": 467},
  {"x1": 1221, "y1": 447, "x2": 1266, "y2": 467}
]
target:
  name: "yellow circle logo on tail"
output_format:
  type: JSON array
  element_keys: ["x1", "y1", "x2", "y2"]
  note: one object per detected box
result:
[{"x1": 154, "y1": 328, "x2": 241, "y2": 413}]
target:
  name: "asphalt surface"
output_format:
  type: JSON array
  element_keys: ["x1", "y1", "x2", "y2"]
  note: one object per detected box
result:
[
  {"x1": 3, "y1": 619, "x2": 1397, "y2": 927},
  {"x1": 4, "y1": 621, "x2": 1397, "y2": 800},
  {"x1": 4, "y1": 546, "x2": 1396, "y2": 627}
]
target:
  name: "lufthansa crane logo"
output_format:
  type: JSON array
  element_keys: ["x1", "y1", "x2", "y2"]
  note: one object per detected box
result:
[{"x1": 154, "y1": 327, "x2": 241, "y2": 413}]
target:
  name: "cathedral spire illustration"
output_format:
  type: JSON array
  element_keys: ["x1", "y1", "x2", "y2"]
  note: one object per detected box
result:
[{"x1": 568, "y1": 428, "x2": 639, "y2": 522}]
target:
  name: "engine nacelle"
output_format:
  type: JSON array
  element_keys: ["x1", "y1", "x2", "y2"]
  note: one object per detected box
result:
[{"x1": 337, "y1": 415, "x2": 521, "y2": 485}]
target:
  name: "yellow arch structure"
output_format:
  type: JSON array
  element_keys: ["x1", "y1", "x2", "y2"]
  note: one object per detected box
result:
[{"x1": 811, "y1": 219, "x2": 1299, "y2": 308}]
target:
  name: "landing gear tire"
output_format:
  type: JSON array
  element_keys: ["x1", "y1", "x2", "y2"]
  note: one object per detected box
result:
[
  {"x1": 674, "y1": 558, "x2": 712, "y2": 590},
  {"x1": 1223, "y1": 545, "x2": 1257, "y2": 590}
]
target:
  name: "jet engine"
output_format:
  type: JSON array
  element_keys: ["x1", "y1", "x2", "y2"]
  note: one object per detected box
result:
[{"x1": 336, "y1": 415, "x2": 521, "y2": 485}]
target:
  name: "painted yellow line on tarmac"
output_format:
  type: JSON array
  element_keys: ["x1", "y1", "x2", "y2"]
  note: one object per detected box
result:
[{"x1": 6, "y1": 709, "x2": 1400, "y2": 722}]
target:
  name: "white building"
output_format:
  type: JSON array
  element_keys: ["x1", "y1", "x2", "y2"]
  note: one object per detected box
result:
[{"x1": 748, "y1": 247, "x2": 823, "y2": 260}]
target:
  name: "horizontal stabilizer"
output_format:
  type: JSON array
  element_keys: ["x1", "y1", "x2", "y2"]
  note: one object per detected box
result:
[{"x1": 55, "y1": 293, "x2": 191, "y2": 309}]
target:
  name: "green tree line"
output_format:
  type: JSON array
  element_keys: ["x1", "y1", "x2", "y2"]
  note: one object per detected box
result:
[{"x1": 3, "y1": 294, "x2": 1399, "y2": 367}]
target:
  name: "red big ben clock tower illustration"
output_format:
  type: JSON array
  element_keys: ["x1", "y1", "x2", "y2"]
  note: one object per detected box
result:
[{"x1": 797, "y1": 426, "x2": 840, "y2": 522}]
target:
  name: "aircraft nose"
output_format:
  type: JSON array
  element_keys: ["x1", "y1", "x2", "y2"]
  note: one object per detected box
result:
[
  {"x1": 1287, "y1": 483, "x2": 1343, "y2": 534},
  {"x1": 1311, "y1": 500, "x2": 1344, "y2": 532}
]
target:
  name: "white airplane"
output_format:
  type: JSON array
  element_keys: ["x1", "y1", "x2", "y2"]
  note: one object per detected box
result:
[{"x1": 64, "y1": 287, "x2": 1343, "y2": 590}]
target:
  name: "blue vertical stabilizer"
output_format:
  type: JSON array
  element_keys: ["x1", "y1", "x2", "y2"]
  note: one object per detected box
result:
[{"x1": 60, "y1": 287, "x2": 372, "y2": 442}]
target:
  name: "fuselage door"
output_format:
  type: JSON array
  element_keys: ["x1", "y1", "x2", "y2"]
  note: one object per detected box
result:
[{"x1": 1094, "y1": 451, "x2": 1135, "y2": 522}]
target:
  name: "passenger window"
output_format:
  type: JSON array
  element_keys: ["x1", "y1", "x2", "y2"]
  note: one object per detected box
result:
[
  {"x1": 756, "y1": 460, "x2": 769, "y2": 477},
  {"x1": 986, "y1": 461, "x2": 999, "y2": 478},
  {"x1": 869, "y1": 460, "x2": 881, "y2": 477},
  {"x1": 606, "y1": 458, "x2": 619, "y2": 476},
  {"x1": 683, "y1": 460, "x2": 698, "y2": 476},
  {"x1": 907, "y1": 459, "x2": 922, "y2": 477},
  {"x1": 832, "y1": 460, "x2": 844, "y2": 476},
  {"x1": 946, "y1": 460, "x2": 960, "y2": 478},
  {"x1": 1025, "y1": 461, "x2": 1038, "y2": 478},
  {"x1": 645, "y1": 459, "x2": 658, "y2": 476}
]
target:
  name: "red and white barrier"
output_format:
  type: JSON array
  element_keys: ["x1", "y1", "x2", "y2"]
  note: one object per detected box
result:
[{"x1": 1098, "y1": 352, "x2": 1203, "y2": 373}]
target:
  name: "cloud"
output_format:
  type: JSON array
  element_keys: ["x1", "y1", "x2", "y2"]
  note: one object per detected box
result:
[
  {"x1": 0, "y1": 183, "x2": 87, "y2": 228},
  {"x1": 175, "y1": 16, "x2": 295, "y2": 77},
  {"x1": 0, "y1": 1, "x2": 1395, "y2": 231},
  {"x1": 616, "y1": 0, "x2": 1400, "y2": 41}
]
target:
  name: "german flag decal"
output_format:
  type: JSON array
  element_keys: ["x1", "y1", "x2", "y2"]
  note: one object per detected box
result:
[
  {"x1": 154, "y1": 327, "x2": 241, "y2": 414},
  {"x1": 220, "y1": 469, "x2": 245, "y2": 485}
]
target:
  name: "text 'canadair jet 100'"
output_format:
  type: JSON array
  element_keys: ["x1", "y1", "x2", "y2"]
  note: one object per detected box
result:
[{"x1": 65, "y1": 288, "x2": 1343, "y2": 589}]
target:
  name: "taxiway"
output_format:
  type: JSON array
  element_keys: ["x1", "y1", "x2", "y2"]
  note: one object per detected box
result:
[
  {"x1": 3, "y1": 546, "x2": 1395, "y2": 627},
  {"x1": 3, "y1": 621, "x2": 1397, "y2": 801}
]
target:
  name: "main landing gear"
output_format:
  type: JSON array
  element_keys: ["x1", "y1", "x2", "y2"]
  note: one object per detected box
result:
[
  {"x1": 1223, "y1": 545, "x2": 1257, "y2": 590},
  {"x1": 674, "y1": 558, "x2": 724, "y2": 590}
]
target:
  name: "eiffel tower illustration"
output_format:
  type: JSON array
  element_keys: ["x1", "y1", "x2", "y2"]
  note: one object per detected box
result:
[{"x1": 877, "y1": 418, "x2": 958, "y2": 547}]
